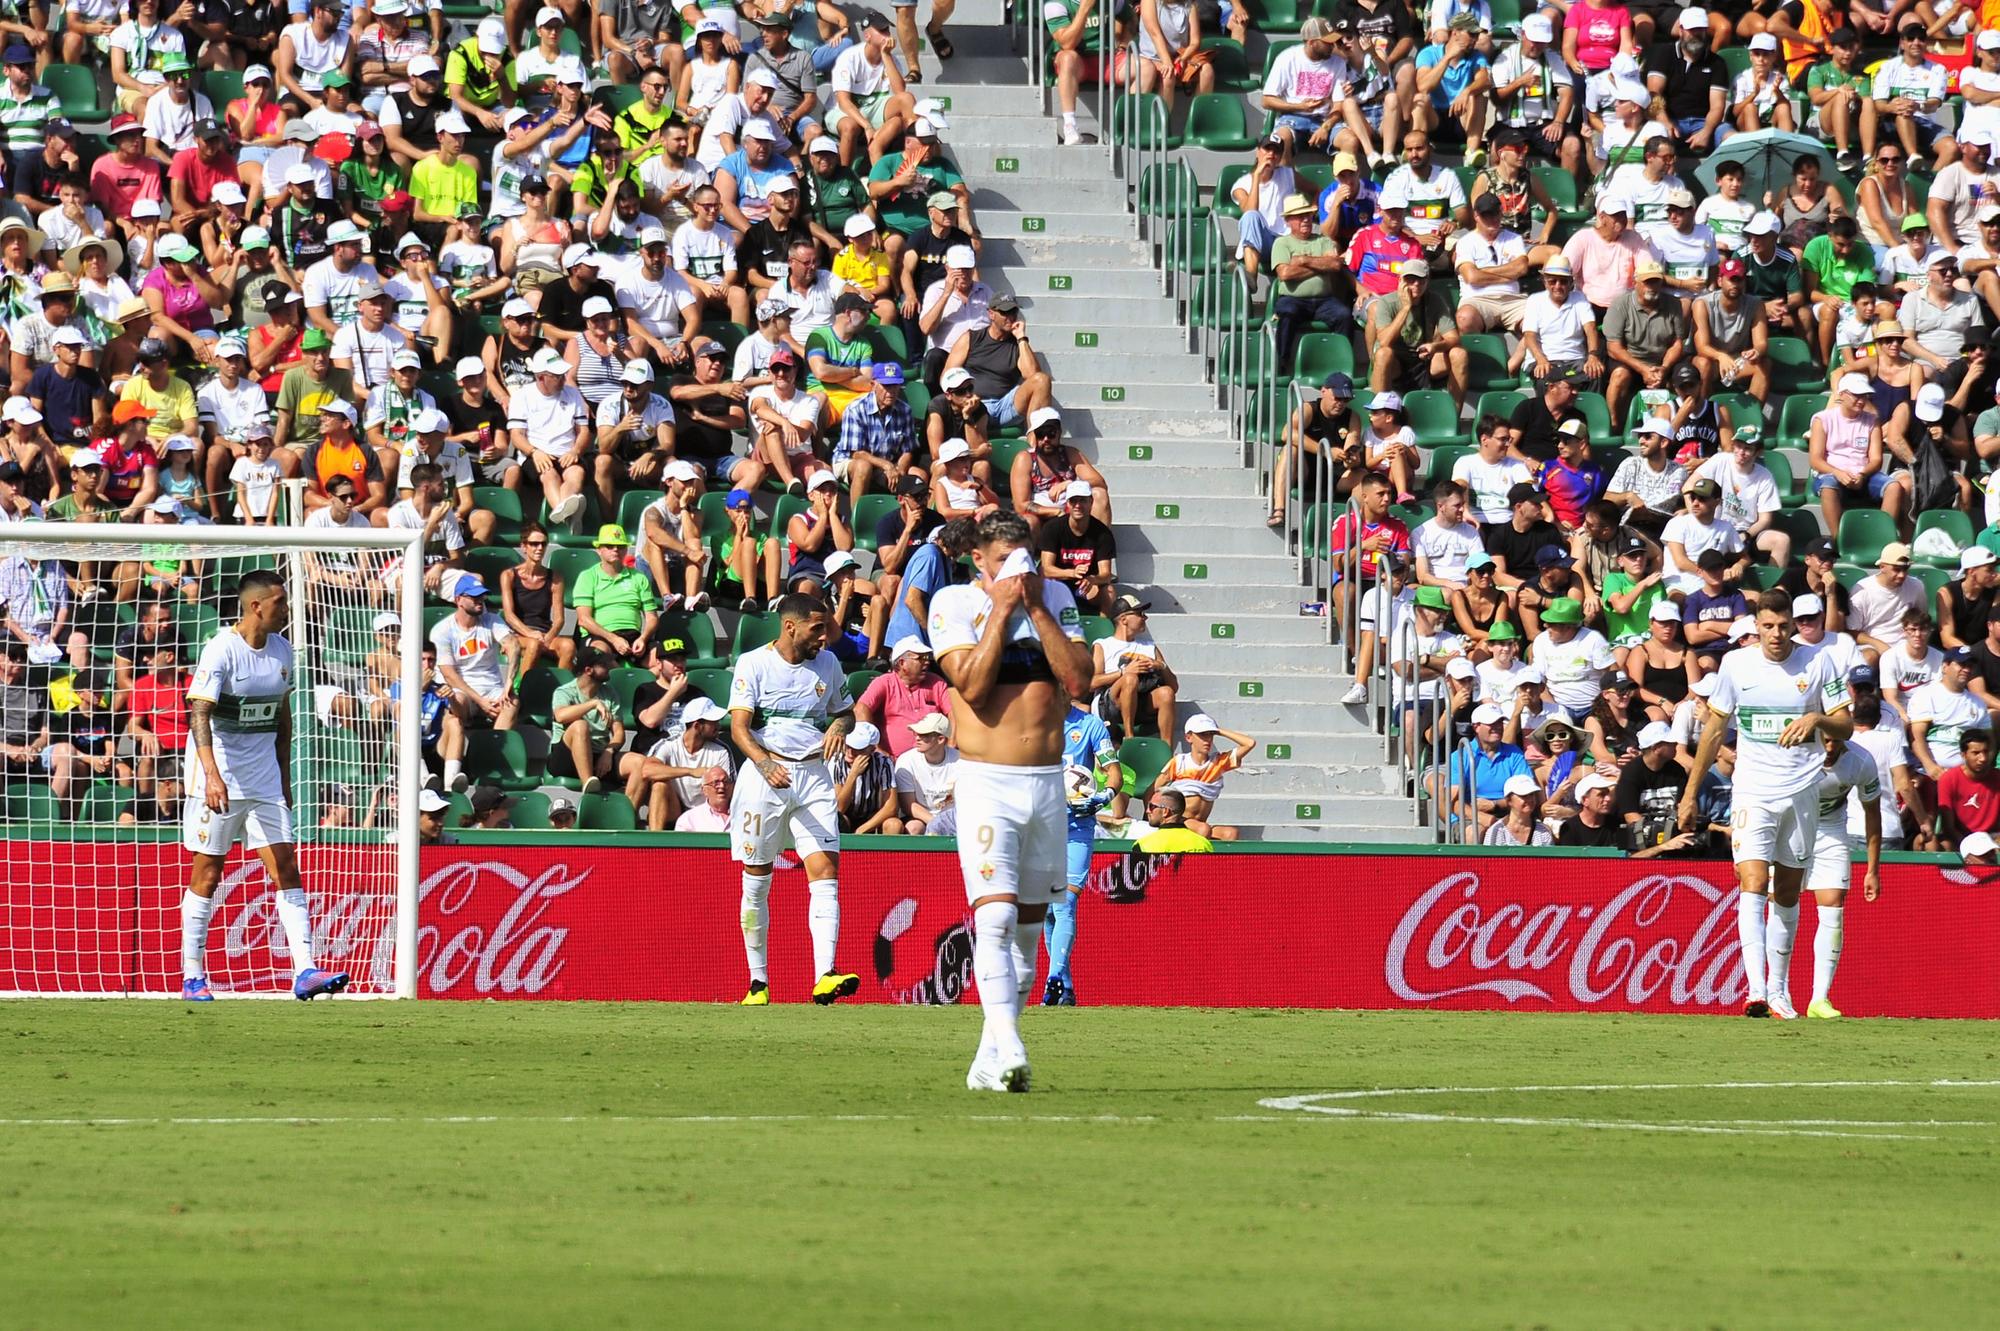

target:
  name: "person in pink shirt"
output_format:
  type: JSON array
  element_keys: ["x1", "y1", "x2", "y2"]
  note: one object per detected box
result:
[
  {"x1": 1562, "y1": 0, "x2": 1634, "y2": 74},
  {"x1": 1808, "y1": 371, "x2": 1887, "y2": 536},
  {"x1": 89, "y1": 115, "x2": 166, "y2": 235},
  {"x1": 1561, "y1": 196, "x2": 1654, "y2": 313},
  {"x1": 857, "y1": 635, "x2": 954, "y2": 758}
]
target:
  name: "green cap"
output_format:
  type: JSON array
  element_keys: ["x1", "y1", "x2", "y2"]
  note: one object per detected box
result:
[
  {"x1": 321, "y1": 70, "x2": 352, "y2": 89},
  {"x1": 1486, "y1": 620, "x2": 1519, "y2": 642},
  {"x1": 300, "y1": 327, "x2": 333, "y2": 352},
  {"x1": 926, "y1": 190, "x2": 959, "y2": 212},
  {"x1": 1413, "y1": 585, "x2": 1448, "y2": 610},
  {"x1": 1901, "y1": 214, "x2": 1929, "y2": 233},
  {"x1": 593, "y1": 522, "x2": 629, "y2": 547},
  {"x1": 1541, "y1": 596, "x2": 1583, "y2": 625},
  {"x1": 159, "y1": 52, "x2": 193, "y2": 74}
]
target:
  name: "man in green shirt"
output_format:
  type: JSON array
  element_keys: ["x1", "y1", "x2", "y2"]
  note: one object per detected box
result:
[
  {"x1": 805, "y1": 135, "x2": 869, "y2": 249},
  {"x1": 1270, "y1": 192, "x2": 1350, "y2": 371},
  {"x1": 1801, "y1": 216, "x2": 1877, "y2": 365},
  {"x1": 273, "y1": 329, "x2": 357, "y2": 454},
  {"x1": 1366, "y1": 260, "x2": 1466, "y2": 403},
  {"x1": 866, "y1": 122, "x2": 975, "y2": 237},
  {"x1": 572, "y1": 523, "x2": 660, "y2": 663},
  {"x1": 806, "y1": 294, "x2": 878, "y2": 420},
  {"x1": 45, "y1": 448, "x2": 116, "y2": 522},
  {"x1": 550, "y1": 645, "x2": 624, "y2": 791},
  {"x1": 1045, "y1": 0, "x2": 1100, "y2": 146}
]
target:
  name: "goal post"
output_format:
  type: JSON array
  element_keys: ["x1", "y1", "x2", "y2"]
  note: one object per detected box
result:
[{"x1": 0, "y1": 521, "x2": 426, "y2": 998}]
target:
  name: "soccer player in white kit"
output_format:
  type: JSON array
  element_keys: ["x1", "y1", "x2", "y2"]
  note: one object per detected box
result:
[
  {"x1": 727, "y1": 593, "x2": 861, "y2": 1006},
  {"x1": 928, "y1": 513, "x2": 1093, "y2": 1091},
  {"x1": 181, "y1": 571, "x2": 351, "y2": 1001},
  {"x1": 1774, "y1": 735, "x2": 1883, "y2": 1020},
  {"x1": 1680, "y1": 590, "x2": 1853, "y2": 1019}
]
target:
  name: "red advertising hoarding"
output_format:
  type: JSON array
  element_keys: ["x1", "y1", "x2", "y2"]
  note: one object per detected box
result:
[{"x1": 7, "y1": 843, "x2": 1999, "y2": 1017}]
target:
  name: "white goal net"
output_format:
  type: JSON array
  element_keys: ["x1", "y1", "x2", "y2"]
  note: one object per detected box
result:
[{"x1": 0, "y1": 521, "x2": 424, "y2": 998}]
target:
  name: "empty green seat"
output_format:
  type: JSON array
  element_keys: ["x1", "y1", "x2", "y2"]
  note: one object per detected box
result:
[{"x1": 1836, "y1": 509, "x2": 1899, "y2": 567}]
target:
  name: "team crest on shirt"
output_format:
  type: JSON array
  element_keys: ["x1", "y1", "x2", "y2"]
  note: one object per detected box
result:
[
  {"x1": 1066, "y1": 727, "x2": 1081, "y2": 744},
  {"x1": 1796, "y1": 677, "x2": 1808, "y2": 693},
  {"x1": 814, "y1": 682, "x2": 826, "y2": 696},
  {"x1": 977, "y1": 862, "x2": 995, "y2": 881}
]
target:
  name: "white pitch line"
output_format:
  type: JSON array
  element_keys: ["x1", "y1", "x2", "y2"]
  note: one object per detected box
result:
[
  {"x1": 1256, "y1": 1079, "x2": 2000, "y2": 1141},
  {"x1": 0, "y1": 1112, "x2": 1163, "y2": 1128}
]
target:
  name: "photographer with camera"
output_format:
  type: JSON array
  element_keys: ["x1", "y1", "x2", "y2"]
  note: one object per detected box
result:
[{"x1": 1614, "y1": 720, "x2": 1709, "y2": 857}]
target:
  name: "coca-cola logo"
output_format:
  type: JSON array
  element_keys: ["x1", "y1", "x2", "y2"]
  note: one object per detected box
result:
[
  {"x1": 873, "y1": 894, "x2": 973, "y2": 1005},
  {"x1": 417, "y1": 859, "x2": 587, "y2": 996},
  {"x1": 1386, "y1": 871, "x2": 1747, "y2": 1008},
  {"x1": 217, "y1": 861, "x2": 398, "y2": 989}
]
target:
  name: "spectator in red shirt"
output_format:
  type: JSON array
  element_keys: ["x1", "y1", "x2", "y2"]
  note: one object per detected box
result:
[
  {"x1": 125, "y1": 635, "x2": 188, "y2": 808},
  {"x1": 166, "y1": 119, "x2": 241, "y2": 233},
  {"x1": 1937, "y1": 728, "x2": 2000, "y2": 844},
  {"x1": 89, "y1": 116, "x2": 164, "y2": 234},
  {"x1": 1326, "y1": 472, "x2": 1412, "y2": 585},
  {"x1": 856, "y1": 636, "x2": 952, "y2": 759}
]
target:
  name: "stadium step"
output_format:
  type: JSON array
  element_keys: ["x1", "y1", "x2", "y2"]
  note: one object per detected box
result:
[{"x1": 927, "y1": 9, "x2": 1418, "y2": 844}]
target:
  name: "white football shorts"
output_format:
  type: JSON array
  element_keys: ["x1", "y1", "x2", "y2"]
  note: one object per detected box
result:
[
  {"x1": 953, "y1": 761, "x2": 1066, "y2": 908},
  {"x1": 729, "y1": 754, "x2": 840, "y2": 865},
  {"x1": 1731, "y1": 787, "x2": 1819, "y2": 871}
]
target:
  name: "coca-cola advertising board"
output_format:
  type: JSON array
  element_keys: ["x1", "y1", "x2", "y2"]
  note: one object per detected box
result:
[{"x1": 6, "y1": 843, "x2": 1999, "y2": 1015}]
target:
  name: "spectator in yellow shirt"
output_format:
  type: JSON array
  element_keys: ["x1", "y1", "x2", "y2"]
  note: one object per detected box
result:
[
  {"x1": 1134, "y1": 790, "x2": 1215, "y2": 854},
  {"x1": 833, "y1": 213, "x2": 897, "y2": 325},
  {"x1": 118, "y1": 339, "x2": 199, "y2": 442}
]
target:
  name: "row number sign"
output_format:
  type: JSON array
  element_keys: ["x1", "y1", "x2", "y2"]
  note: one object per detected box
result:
[
  {"x1": 1022, "y1": 216, "x2": 1047, "y2": 233},
  {"x1": 995, "y1": 156, "x2": 1020, "y2": 173},
  {"x1": 1100, "y1": 385, "x2": 1126, "y2": 402},
  {"x1": 1128, "y1": 444, "x2": 1152, "y2": 461},
  {"x1": 1183, "y1": 562, "x2": 1207, "y2": 580},
  {"x1": 1211, "y1": 623, "x2": 1235, "y2": 640},
  {"x1": 1075, "y1": 331, "x2": 1098, "y2": 348},
  {"x1": 1267, "y1": 743, "x2": 1292, "y2": 760},
  {"x1": 1296, "y1": 803, "x2": 1322, "y2": 821},
  {"x1": 1154, "y1": 503, "x2": 1179, "y2": 520},
  {"x1": 1048, "y1": 274, "x2": 1073, "y2": 291}
]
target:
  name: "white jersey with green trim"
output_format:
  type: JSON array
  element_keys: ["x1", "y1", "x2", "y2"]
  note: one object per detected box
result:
[
  {"x1": 728, "y1": 644, "x2": 852, "y2": 759},
  {"x1": 1814, "y1": 744, "x2": 1880, "y2": 822},
  {"x1": 1708, "y1": 643, "x2": 1851, "y2": 802},
  {"x1": 186, "y1": 627, "x2": 294, "y2": 802}
]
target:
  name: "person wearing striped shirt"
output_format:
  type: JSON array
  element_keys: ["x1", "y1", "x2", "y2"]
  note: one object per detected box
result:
[{"x1": 0, "y1": 43, "x2": 59, "y2": 183}]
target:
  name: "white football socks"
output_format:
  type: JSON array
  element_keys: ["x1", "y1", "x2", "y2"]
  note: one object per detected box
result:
[
  {"x1": 1010, "y1": 913, "x2": 1040, "y2": 1006},
  {"x1": 274, "y1": 887, "x2": 315, "y2": 976},
  {"x1": 740, "y1": 871, "x2": 771, "y2": 984},
  {"x1": 1812, "y1": 905, "x2": 1845, "y2": 1007},
  {"x1": 1765, "y1": 899, "x2": 1799, "y2": 1006},
  {"x1": 180, "y1": 889, "x2": 217, "y2": 981},
  {"x1": 1737, "y1": 891, "x2": 1768, "y2": 1002},
  {"x1": 973, "y1": 901, "x2": 1024, "y2": 1065},
  {"x1": 807, "y1": 878, "x2": 839, "y2": 975}
]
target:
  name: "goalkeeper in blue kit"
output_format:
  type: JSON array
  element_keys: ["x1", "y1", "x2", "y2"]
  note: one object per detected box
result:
[{"x1": 1043, "y1": 702, "x2": 1121, "y2": 1006}]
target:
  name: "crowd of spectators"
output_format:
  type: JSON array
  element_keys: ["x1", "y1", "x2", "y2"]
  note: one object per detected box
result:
[{"x1": 0, "y1": 1, "x2": 1275, "y2": 836}]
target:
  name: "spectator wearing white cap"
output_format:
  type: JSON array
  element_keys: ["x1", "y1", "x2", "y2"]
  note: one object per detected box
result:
[
  {"x1": 715, "y1": 119, "x2": 793, "y2": 237},
  {"x1": 1728, "y1": 32, "x2": 1796, "y2": 132},
  {"x1": 227, "y1": 424, "x2": 284, "y2": 526},
  {"x1": 735, "y1": 171, "x2": 816, "y2": 297},
  {"x1": 1553, "y1": 769, "x2": 1624, "y2": 846},
  {"x1": 1870, "y1": 22, "x2": 1951, "y2": 170},
  {"x1": 438, "y1": 354, "x2": 517, "y2": 489},
  {"x1": 360, "y1": 346, "x2": 434, "y2": 469},
  {"x1": 1930, "y1": 126, "x2": 2000, "y2": 250},
  {"x1": 1807, "y1": 371, "x2": 1886, "y2": 536},
  {"x1": 856, "y1": 635, "x2": 951, "y2": 759},
  {"x1": 508, "y1": 346, "x2": 593, "y2": 525},
  {"x1": 831, "y1": 725, "x2": 901, "y2": 833},
  {"x1": 302, "y1": 221, "x2": 384, "y2": 336},
  {"x1": 1482, "y1": 773, "x2": 1553, "y2": 845},
  {"x1": 378, "y1": 54, "x2": 451, "y2": 170},
  {"x1": 1488, "y1": 16, "x2": 1580, "y2": 169},
  {"x1": 916, "y1": 242, "x2": 989, "y2": 382},
  {"x1": 379, "y1": 232, "x2": 456, "y2": 356},
  {"x1": 398, "y1": 402, "x2": 491, "y2": 539},
  {"x1": 1436, "y1": 701, "x2": 1530, "y2": 833},
  {"x1": 828, "y1": 12, "x2": 916, "y2": 166},
  {"x1": 676, "y1": 18, "x2": 741, "y2": 127},
  {"x1": 623, "y1": 695, "x2": 735, "y2": 831},
  {"x1": 1935, "y1": 544, "x2": 2000, "y2": 652},
  {"x1": 1593, "y1": 71, "x2": 1670, "y2": 195},
  {"x1": 355, "y1": 0, "x2": 435, "y2": 99},
  {"x1": 892, "y1": 711, "x2": 961, "y2": 835},
  {"x1": 1036, "y1": 478, "x2": 1118, "y2": 617},
  {"x1": 832, "y1": 212, "x2": 898, "y2": 325},
  {"x1": 800, "y1": 133, "x2": 866, "y2": 243},
  {"x1": 695, "y1": 68, "x2": 786, "y2": 174},
  {"x1": 1013, "y1": 404, "x2": 1111, "y2": 530},
  {"x1": 195, "y1": 336, "x2": 272, "y2": 497},
  {"x1": 511, "y1": 6, "x2": 586, "y2": 109},
  {"x1": 562, "y1": 293, "x2": 633, "y2": 420},
  {"x1": 1152, "y1": 712, "x2": 1252, "y2": 842}
]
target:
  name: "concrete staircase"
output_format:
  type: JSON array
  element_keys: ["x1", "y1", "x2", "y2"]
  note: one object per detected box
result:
[{"x1": 917, "y1": 14, "x2": 1416, "y2": 842}]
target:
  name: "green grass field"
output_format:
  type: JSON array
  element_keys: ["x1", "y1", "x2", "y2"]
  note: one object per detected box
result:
[{"x1": 5, "y1": 1004, "x2": 1998, "y2": 1328}]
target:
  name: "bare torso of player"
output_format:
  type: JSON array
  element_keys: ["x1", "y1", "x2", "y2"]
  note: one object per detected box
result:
[{"x1": 951, "y1": 676, "x2": 1069, "y2": 767}]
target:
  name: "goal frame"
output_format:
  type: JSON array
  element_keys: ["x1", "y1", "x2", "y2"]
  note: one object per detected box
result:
[{"x1": 0, "y1": 521, "x2": 428, "y2": 998}]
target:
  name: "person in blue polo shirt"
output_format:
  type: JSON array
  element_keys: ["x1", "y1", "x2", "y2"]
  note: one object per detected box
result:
[{"x1": 1438, "y1": 700, "x2": 1532, "y2": 836}]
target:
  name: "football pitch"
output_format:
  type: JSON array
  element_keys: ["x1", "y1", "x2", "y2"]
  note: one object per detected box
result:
[{"x1": 4, "y1": 1004, "x2": 1997, "y2": 1328}]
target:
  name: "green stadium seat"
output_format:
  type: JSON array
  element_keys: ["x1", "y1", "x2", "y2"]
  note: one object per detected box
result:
[
  {"x1": 1574, "y1": 391, "x2": 1614, "y2": 443},
  {"x1": 1711, "y1": 392, "x2": 1763, "y2": 432},
  {"x1": 847, "y1": 668, "x2": 884, "y2": 701},
  {"x1": 515, "y1": 666, "x2": 571, "y2": 729},
  {"x1": 1198, "y1": 38, "x2": 1255, "y2": 91},
  {"x1": 1189, "y1": 273, "x2": 1255, "y2": 333},
  {"x1": 42, "y1": 64, "x2": 104, "y2": 121},
  {"x1": 990, "y1": 436, "x2": 1029, "y2": 482},
  {"x1": 733, "y1": 612, "x2": 781, "y2": 656},
  {"x1": 1914, "y1": 509, "x2": 1976, "y2": 564},
  {"x1": 472, "y1": 486, "x2": 524, "y2": 544},
  {"x1": 1770, "y1": 448, "x2": 1811, "y2": 507},
  {"x1": 1167, "y1": 216, "x2": 1222, "y2": 275},
  {"x1": 1837, "y1": 509, "x2": 1899, "y2": 567},
  {"x1": 1182, "y1": 92, "x2": 1253, "y2": 149},
  {"x1": 605, "y1": 665, "x2": 652, "y2": 722},
  {"x1": 1212, "y1": 164, "x2": 1251, "y2": 220},
  {"x1": 463, "y1": 730, "x2": 537, "y2": 790},
  {"x1": 1252, "y1": 0, "x2": 1302, "y2": 31},
  {"x1": 1426, "y1": 443, "x2": 1473, "y2": 488},
  {"x1": 578, "y1": 792, "x2": 638, "y2": 830},
  {"x1": 460, "y1": 546, "x2": 519, "y2": 588},
  {"x1": 510, "y1": 791, "x2": 553, "y2": 829},
  {"x1": 618, "y1": 489, "x2": 666, "y2": 536},
  {"x1": 595, "y1": 82, "x2": 643, "y2": 114},
  {"x1": 1473, "y1": 390, "x2": 1527, "y2": 428},
  {"x1": 549, "y1": 547, "x2": 597, "y2": 588},
  {"x1": 1775, "y1": 393, "x2": 1823, "y2": 448},
  {"x1": 1139, "y1": 159, "x2": 1202, "y2": 220},
  {"x1": 1765, "y1": 338, "x2": 1821, "y2": 395},
  {"x1": 1761, "y1": 450, "x2": 1799, "y2": 510},
  {"x1": 1118, "y1": 737, "x2": 1172, "y2": 795},
  {"x1": 1404, "y1": 389, "x2": 1469, "y2": 446},
  {"x1": 1111, "y1": 92, "x2": 1176, "y2": 149},
  {"x1": 852, "y1": 493, "x2": 899, "y2": 551},
  {"x1": 202, "y1": 68, "x2": 244, "y2": 108},
  {"x1": 1082, "y1": 614, "x2": 1115, "y2": 645},
  {"x1": 685, "y1": 667, "x2": 734, "y2": 702},
  {"x1": 1766, "y1": 507, "x2": 1826, "y2": 558},
  {"x1": 1292, "y1": 332, "x2": 1355, "y2": 382},
  {"x1": 1530, "y1": 165, "x2": 1588, "y2": 223},
  {"x1": 1217, "y1": 330, "x2": 1283, "y2": 389},
  {"x1": 1459, "y1": 333, "x2": 1519, "y2": 392}
]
